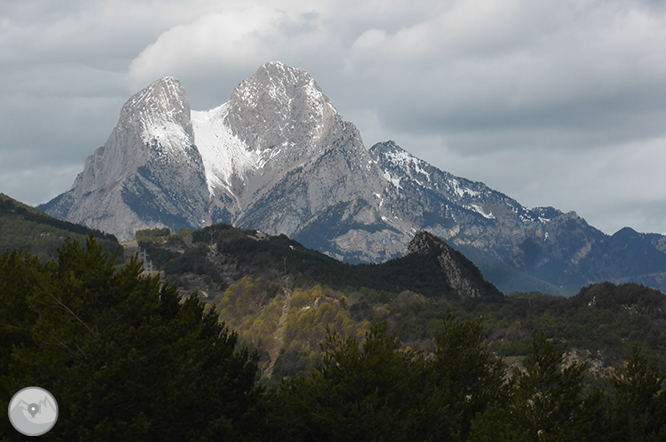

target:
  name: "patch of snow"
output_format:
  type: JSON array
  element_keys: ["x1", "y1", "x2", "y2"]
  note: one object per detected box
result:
[
  {"x1": 383, "y1": 170, "x2": 402, "y2": 190},
  {"x1": 465, "y1": 204, "x2": 495, "y2": 220},
  {"x1": 191, "y1": 104, "x2": 258, "y2": 195},
  {"x1": 140, "y1": 118, "x2": 191, "y2": 155},
  {"x1": 384, "y1": 148, "x2": 431, "y2": 181},
  {"x1": 450, "y1": 179, "x2": 480, "y2": 199}
]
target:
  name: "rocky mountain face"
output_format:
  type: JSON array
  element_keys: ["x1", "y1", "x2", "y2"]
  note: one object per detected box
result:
[
  {"x1": 40, "y1": 77, "x2": 210, "y2": 241},
  {"x1": 40, "y1": 62, "x2": 666, "y2": 295},
  {"x1": 406, "y1": 231, "x2": 502, "y2": 301}
]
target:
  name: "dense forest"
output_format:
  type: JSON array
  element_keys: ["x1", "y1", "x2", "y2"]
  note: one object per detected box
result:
[
  {"x1": 134, "y1": 224, "x2": 666, "y2": 377},
  {"x1": 2, "y1": 237, "x2": 665, "y2": 440}
]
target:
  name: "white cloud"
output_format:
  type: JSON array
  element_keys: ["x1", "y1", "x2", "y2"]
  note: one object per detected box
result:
[
  {"x1": 129, "y1": 8, "x2": 279, "y2": 84},
  {"x1": 344, "y1": 0, "x2": 666, "y2": 153},
  {"x1": 126, "y1": 6, "x2": 340, "y2": 109}
]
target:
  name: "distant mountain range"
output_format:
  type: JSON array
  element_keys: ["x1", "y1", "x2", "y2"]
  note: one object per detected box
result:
[{"x1": 38, "y1": 62, "x2": 666, "y2": 295}]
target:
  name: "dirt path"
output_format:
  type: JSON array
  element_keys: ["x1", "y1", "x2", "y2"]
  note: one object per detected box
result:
[{"x1": 263, "y1": 284, "x2": 292, "y2": 380}]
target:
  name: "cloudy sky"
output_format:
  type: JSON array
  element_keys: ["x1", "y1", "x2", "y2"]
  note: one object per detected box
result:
[{"x1": 2, "y1": 0, "x2": 666, "y2": 235}]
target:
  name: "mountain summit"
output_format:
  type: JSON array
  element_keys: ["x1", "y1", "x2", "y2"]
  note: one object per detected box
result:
[
  {"x1": 43, "y1": 62, "x2": 393, "y2": 252},
  {"x1": 40, "y1": 62, "x2": 666, "y2": 294},
  {"x1": 40, "y1": 76, "x2": 209, "y2": 240}
]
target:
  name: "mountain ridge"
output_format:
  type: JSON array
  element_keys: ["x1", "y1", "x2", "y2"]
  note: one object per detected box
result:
[
  {"x1": 39, "y1": 61, "x2": 666, "y2": 295},
  {"x1": 139, "y1": 223, "x2": 502, "y2": 303}
]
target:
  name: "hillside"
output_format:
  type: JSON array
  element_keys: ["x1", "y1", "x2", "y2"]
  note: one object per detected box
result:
[
  {"x1": 0, "y1": 193, "x2": 120, "y2": 261},
  {"x1": 140, "y1": 223, "x2": 502, "y2": 300},
  {"x1": 3, "y1": 236, "x2": 665, "y2": 440},
  {"x1": 138, "y1": 225, "x2": 666, "y2": 379}
]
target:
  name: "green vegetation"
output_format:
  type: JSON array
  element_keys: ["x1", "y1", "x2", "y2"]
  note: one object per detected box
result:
[
  {"x1": 214, "y1": 276, "x2": 284, "y2": 349},
  {"x1": 136, "y1": 222, "x2": 666, "y2": 379},
  {"x1": 0, "y1": 193, "x2": 120, "y2": 262},
  {"x1": 1, "y1": 238, "x2": 665, "y2": 440},
  {"x1": 0, "y1": 237, "x2": 262, "y2": 441},
  {"x1": 213, "y1": 277, "x2": 666, "y2": 379},
  {"x1": 141, "y1": 222, "x2": 502, "y2": 301},
  {"x1": 267, "y1": 317, "x2": 666, "y2": 442},
  {"x1": 136, "y1": 226, "x2": 191, "y2": 244},
  {"x1": 135, "y1": 226, "x2": 171, "y2": 243}
]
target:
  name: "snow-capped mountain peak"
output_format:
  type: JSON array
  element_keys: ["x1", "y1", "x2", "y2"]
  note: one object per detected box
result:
[
  {"x1": 189, "y1": 62, "x2": 352, "y2": 211},
  {"x1": 224, "y1": 62, "x2": 338, "y2": 155},
  {"x1": 41, "y1": 62, "x2": 666, "y2": 295},
  {"x1": 123, "y1": 76, "x2": 193, "y2": 148}
]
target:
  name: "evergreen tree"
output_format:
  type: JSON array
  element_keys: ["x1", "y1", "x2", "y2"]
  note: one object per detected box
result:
[
  {"x1": 0, "y1": 237, "x2": 262, "y2": 441},
  {"x1": 424, "y1": 312, "x2": 508, "y2": 441},
  {"x1": 270, "y1": 315, "x2": 507, "y2": 442},
  {"x1": 469, "y1": 331, "x2": 605, "y2": 442},
  {"x1": 269, "y1": 321, "x2": 426, "y2": 441},
  {"x1": 610, "y1": 345, "x2": 666, "y2": 441}
]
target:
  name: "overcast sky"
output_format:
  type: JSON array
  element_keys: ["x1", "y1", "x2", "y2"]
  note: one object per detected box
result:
[{"x1": 2, "y1": 0, "x2": 666, "y2": 235}]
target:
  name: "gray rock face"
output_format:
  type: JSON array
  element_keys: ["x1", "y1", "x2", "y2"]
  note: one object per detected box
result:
[
  {"x1": 40, "y1": 62, "x2": 666, "y2": 295},
  {"x1": 41, "y1": 77, "x2": 210, "y2": 240},
  {"x1": 223, "y1": 63, "x2": 392, "y2": 254},
  {"x1": 407, "y1": 231, "x2": 502, "y2": 301}
]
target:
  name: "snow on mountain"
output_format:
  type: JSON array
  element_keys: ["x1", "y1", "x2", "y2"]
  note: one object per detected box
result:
[
  {"x1": 191, "y1": 104, "x2": 257, "y2": 196},
  {"x1": 39, "y1": 62, "x2": 666, "y2": 295}
]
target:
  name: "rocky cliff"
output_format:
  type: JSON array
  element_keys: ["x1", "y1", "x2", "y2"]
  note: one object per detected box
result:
[
  {"x1": 39, "y1": 77, "x2": 210, "y2": 240},
  {"x1": 406, "y1": 231, "x2": 502, "y2": 301}
]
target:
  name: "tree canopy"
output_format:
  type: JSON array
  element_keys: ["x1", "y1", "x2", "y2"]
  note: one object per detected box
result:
[
  {"x1": 0, "y1": 237, "x2": 262, "y2": 441},
  {"x1": 2, "y1": 236, "x2": 666, "y2": 441}
]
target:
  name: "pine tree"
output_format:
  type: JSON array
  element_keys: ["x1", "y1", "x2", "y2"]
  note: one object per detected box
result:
[
  {"x1": 610, "y1": 345, "x2": 666, "y2": 442},
  {"x1": 1, "y1": 236, "x2": 262, "y2": 441}
]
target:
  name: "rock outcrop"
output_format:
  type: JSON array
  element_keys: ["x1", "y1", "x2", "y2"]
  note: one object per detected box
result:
[{"x1": 407, "y1": 231, "x2": 502, "y2": 301}]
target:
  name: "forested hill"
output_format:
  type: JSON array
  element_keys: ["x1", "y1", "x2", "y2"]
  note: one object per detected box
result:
[
  {"x1": 139, "y1": 223, "x2": 503, "y2": 302},
  {"x1": 2, "y1": 237, "x2": 665, "y2": 441},
  {"x1": 0, "y1": 193, "x2": 120, "y2": 261},
  {"x1": 137, "y1": 225, "x2": 666, "y2": 381}
]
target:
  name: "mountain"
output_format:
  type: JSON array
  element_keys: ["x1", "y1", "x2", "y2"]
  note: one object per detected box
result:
[
  {"x1": 40, "y1": 62, "x2": 666, "y2": 295},
  {"x1": 140, "y1": 224, "x2": 502, "y2": 303},
  {"x1": 38, "y1": 77, "x2": 210, "y2": 241},
  {"x1": 368, "y1": 141, "x2": 666, "y2": 294},
  {"x1": 41, "y1": 62, "x2": 402, "y2": 258}
]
